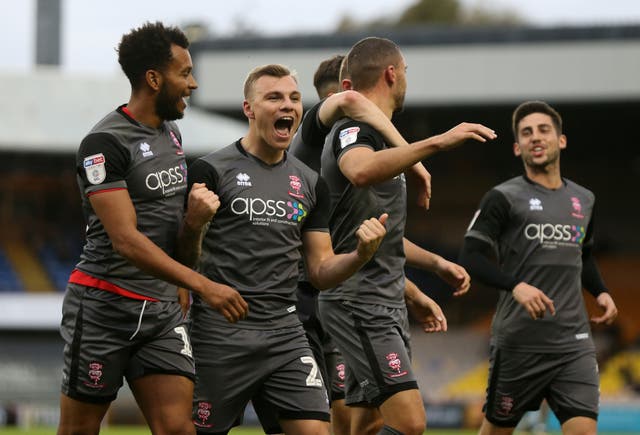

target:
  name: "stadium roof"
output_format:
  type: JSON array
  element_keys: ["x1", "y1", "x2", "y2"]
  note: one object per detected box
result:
[
  {"x1": 190, "y1": 24, "x2": 640, "y2": 110},
  {"x1": 0, "y1": 69, "x2": 247, "y2": 155}
]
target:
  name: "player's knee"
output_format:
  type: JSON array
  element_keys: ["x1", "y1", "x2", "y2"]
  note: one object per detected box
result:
[
  {"x1": 57, "y1": 422, "x2": 101, "y2": 435},
  {"x1": 392, "y1": 414, "x2": 425, "y2": 435},
  {"x1": 157, "y1": 418, "x2": 196, "y2": 435},
  {"x1": 377, "y1": 424, "x2": 405, "y2": 435}
]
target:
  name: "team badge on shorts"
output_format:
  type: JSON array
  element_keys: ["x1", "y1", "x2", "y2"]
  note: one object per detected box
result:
[
  {"x1": 194, "y1": 401, "x2": 213, "y2": 428},
  {"x1": 83, "y1": 153, "x2": 106, "y2": 185},
  {"x1": 386, "y1": 352, "x2": 408, "y2": 378},
  {"x1": 83, "y1": 361, "x2": 105, "y2": 389}
]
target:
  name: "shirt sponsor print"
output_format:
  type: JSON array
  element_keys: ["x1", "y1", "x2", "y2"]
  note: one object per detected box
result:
[
  {"x1": 83, "y1": 153, "x2": 106, "y2": 185},
  {"x1": 523, "y1": 222, "x2": 586, "y2": 246}
]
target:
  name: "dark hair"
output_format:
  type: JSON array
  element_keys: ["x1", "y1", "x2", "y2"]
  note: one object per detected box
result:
[
  {"x1": 345, "y1": 37, "x2": 402, "y2": 91},
  {"x1": 117, "y1": 21, "x2": 189, "y2": 89},
  {"x1": 244, "y1": 64, "x2": 296, "y2": 100},
  {"x1": 512, "y1": 100, "x2": 563, "y2": 138},
  {"x1": 313, "y1": 55, "x2": 344, "y2": 99}
]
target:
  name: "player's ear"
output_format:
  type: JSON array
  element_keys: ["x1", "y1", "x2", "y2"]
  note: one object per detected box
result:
[
  {"x1": 146, "y1": 70, "x2": 162, "y2": 91},
  {"x1": 243, "y1": 100, "x2": 255, "y2": 119},
  {"x1": 384, "y1": 65, "x2": 395, "y2": 86},
  {"x1": 558, "y1": 134, "x2": 567, "y2": 150},
  {"x1": 513, "y1": 141, "x2": 522, "y2": 157}
]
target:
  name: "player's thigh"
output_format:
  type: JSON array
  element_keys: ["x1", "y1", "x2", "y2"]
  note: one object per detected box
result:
[
  {"x1": 547, "y1": 350, "x2": 599, "y2": 426},
  {"x1": 325, "y1": 347, "x2": 346, "y2": 402},
  {"x1": 191, "y1": 327, "x2": 262, "y2": 432},
  {"x1": 60, "y1": 285, "x2": 137, "y2": 403},
  {"x1": 130, "y1": 374, "x2": 195, "y2": 435},
  {"x1": 57, "y1": 394, "x2": 110, "y2": 435},
  {"x1": 483, "y1": 347, "x2": 550, "y2": 427},
  {"x1": 278, "y1": 418, "x2": 330, "y2": 435},
  {"x1": 560, "y1": 416, "x2": 597, "y2": 435},
  {"x1": 260, "y1": 345, "x2": 330, "y2": 420}
]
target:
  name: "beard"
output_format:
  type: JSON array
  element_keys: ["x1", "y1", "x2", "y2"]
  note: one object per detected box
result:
[
  {"x1": 155, "y1": 84, "x2": 184, "y2": 121},
  {"x1": 393, "y1": 91, "x2": 406, "y2": 114},
  {"x1": 524, "y1": 147, "x2": 560, "y2": 170}
]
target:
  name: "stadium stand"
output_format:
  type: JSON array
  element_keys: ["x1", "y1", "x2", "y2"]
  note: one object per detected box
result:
[{"x1": 0, "y1": 248, "x2": 23, "y2": 292}]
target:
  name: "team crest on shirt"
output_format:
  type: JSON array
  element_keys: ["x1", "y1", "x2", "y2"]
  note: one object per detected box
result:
[
  {"x1": 169, "y1": 130, "x2": 184, "y2": 155},
  {"x1": 386, "y1": 352, "x2": 408, "y2": 378},
  {"x1": 529, "y1": 198, "x2": 543, "y2": 211},
  {"x1": 83, "y1": 153, "x2": 106, "y2": 185},
  {"x1": 288, "y1": 175, "x2": 304, "y2": 199},
  {"x1": 194, "y1": 401, "x2": 213, "y2": 428},
  {"x1": 83, "y1": 361, "x2": 105, "y2": 389},
  {"x1": 339, "y1": 126, "x2": 360, "y2": 149},
  {"x1": 570, "y1": 196, "x2": 584, "y2": 219}
]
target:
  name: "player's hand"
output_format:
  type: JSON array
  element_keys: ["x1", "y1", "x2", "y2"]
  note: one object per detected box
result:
[
  {"x1": 355, "y1": 213, "x2": 388, "y2": 262},
  {"x1": 512, "y1": 282, "x2": 555, "y2": 320},
  {"x1": 178, "y1": 287, "x2": 191, "y2": 319},
  {"x1": 434, "y1": 258, "x2": 471, "y2": 296},
  {"x1": 201, "y1": 281, "x2": 249, "y2": 323},
  {"x1": 435, "y1": 122, "x2": 497, "y2": 151},
  {"x1": 407, "y1": 291, "x2": 448, "y2": 333},
  {"x1": 184, "y1": 183, "x2": 220, "y2": 230},
  {"x1": 591, "y1": 292, "x2": 618, "y2": 325},
  {"x1": 409, "y1": 162, "x2": 431, "y2": 210}
]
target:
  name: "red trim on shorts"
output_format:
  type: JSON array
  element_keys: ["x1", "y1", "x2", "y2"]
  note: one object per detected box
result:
[
  {"x1": 86, "y1": 187, "x2": 126, "y2": 197},
  {"x1": 69, "y1": 269, "x2": 160, "y2": 302}
]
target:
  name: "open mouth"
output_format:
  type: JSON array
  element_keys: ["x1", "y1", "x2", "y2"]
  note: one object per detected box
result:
[{"x1": 274, "y1": 116, "x2": 294, "y2": 137}]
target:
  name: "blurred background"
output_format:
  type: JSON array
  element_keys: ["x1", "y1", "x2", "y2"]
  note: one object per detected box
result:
[{"x1": 1, "y1": 0, "x2": 639, "y2": 432}]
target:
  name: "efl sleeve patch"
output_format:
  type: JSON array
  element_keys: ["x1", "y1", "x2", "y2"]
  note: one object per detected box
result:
[
  {"x1": 83, "y1": 153, "x2": 106, "y2": 185},
  {"x1": 339, "y1": 126, "x2": 360, "y2": 149}
]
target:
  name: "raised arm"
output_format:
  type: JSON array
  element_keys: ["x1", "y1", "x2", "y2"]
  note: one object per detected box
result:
[{"x1": 339, "y1": 122, "x2": 496, "y2": 187}]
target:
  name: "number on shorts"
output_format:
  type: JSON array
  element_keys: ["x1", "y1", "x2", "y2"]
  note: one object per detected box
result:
[
  {"x1": 173, "y1": 326, "x2": 193, "y2": 358},
  {"x1": 300, "y1": 356, "x2": 323, "y2": 387}
]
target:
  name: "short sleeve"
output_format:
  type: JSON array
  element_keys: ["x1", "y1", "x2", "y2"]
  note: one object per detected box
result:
[{"x1": 76, "y1": 132, "x2": 130, "y2": 196}]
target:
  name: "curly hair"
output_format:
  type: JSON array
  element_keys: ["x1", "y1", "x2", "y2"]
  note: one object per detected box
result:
[{"x1": 117, "y1": 21, "x2": 189, "y2": 89}]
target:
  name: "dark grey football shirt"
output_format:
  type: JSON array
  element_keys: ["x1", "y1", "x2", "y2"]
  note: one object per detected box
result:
[
  {"x1": 73, "y1": 105, "x2": 187, "y2": 301},
  {"x1": 318, "y1": 119, "x2": 407, "y2": 308},
  {"x1": 289, "y1": 100, "x2": 328, "y2": 173},
  {"x1": 188, "y1": 141, "x2": 331, "y2": 328},
  {"x1": 465, "y1": 176, "x2": 596, "y2": 352}
]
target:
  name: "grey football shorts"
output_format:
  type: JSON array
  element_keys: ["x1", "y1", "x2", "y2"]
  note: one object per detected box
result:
[
  {"x1": 60, "y1": 283, "x2": 195, "y2": 403},
  {"x1": 484, "y1": 346, "x2": 599, "y2": 427},
  {"x1": 318, "y1": 299, "x2": 418, "y2": 407},
  {"x1": 191, "y1": 323, "x2": 330, "y2": 433}
]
